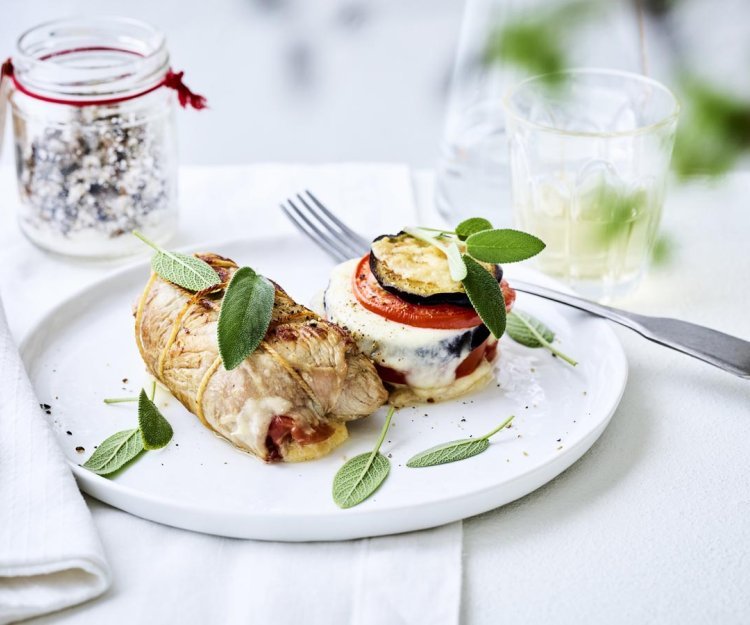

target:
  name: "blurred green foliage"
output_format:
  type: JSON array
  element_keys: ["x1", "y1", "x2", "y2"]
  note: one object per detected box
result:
[
  {"x1": 483, "y1": 21, "x2": 566, "y2": 82},
  {"x1": 672, "y1": 80, "x2": 750, "y2": 178},
  {"x1": 482, "y1": 1, "x2": 599, "y2": 85},
  {"x1": 650, "y1": 233, "x2": 674, "y2": 267},
  {"x1": 485, "y1": 0, "x2": 750, "y2": 179}
]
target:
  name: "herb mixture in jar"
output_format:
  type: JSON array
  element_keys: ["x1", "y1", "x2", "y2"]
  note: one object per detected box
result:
[
  {"x1": 15, "y1": 104, "x2": 173, "y2": 245},
  {"x1": 5, "y1": 17, "x2": 205, "y2": 258}
]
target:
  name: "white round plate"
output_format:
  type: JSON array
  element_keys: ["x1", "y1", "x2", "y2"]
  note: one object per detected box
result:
[{"x1": 22, "y1": 236, "x2": 627, "y2": 541}]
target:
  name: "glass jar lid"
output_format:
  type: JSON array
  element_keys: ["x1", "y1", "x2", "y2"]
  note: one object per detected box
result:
[{"x1": 13, "y1": 16, "x2": 170, "y2": 104}]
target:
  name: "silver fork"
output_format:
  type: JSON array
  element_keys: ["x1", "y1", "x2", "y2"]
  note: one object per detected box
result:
[
  {"x1": 281, "y1": 191, "x2": 750, "y2": 379},
  {"x1": 281, "y1": 190, "x2": 370, "y2": 262}
]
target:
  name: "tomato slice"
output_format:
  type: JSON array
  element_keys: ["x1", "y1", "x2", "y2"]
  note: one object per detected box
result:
[
  {"x1": 502, "y1": 280, "x2": 516, "y2": 311},
  {"x1": 352, "y1": 255, "x2": 515, "y2": 330},
  {"x1": 374, "y1": 363, "x2": 408, "y2": 385},
  {"x1": 455, "y1": 340, "x2": 490, "y2": 378}
]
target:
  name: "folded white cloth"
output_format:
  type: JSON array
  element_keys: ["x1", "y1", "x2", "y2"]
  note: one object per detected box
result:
[{"x1": 0, "y1": 301, "x2": 110, "y2": 624}]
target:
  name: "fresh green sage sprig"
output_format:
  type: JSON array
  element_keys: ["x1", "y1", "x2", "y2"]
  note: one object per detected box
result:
[
  {"x1": 332, "y1": 405, "x2": 396, "y2": 509},
  {"x1": 406, "y1": 415, "x2": 515, "y2": 468},
  {"x1": 506, "y1": 310, "x2": 554, "y2": 347},
  {"x1": 133, "y1": 229, "x2": 274, "y2": 371},
  {"x1": 81, "y1": 429, "x2": 144, "y2": 476},
  {"x1": 133, "y1": 230, "x2": 221, "y2": 292},
  {"x1": 103, "y1": 396, "x2": 138, "y2": 404},
  {"x1": 506, "y1": 310, "x2": 577, "y2": 367},
  {"x1": 464, "y1": 228, "x2": 546, "y2": 264},
  {"x1": 138, "y1": 389, "x2": 173, "y2": 450},
  {"x1": 461, "y1": 255, "x2": 506, "y2": 339},
  {"x1": 83, "y1": 384, "x2": 174, "y2": 476},
  {"x1": 103, "y1": 381, "x2": 157, "y2": 405},
  {"x1": 217, "y1": 266, "x2": 275, "y2": 370},
  {"x1": 404, "y1": 218, "x2": 544, "y2": 339},
  {"x1": 455, "y1": 217, "x2": 492, "y2": 240}
]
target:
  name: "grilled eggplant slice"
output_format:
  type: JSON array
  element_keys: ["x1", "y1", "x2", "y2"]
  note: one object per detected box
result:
[{"x1": 369, "y1": 232, "x2": 502, "y2": 306}]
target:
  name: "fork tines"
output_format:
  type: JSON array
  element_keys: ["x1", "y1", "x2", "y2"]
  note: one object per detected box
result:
[{"x1": 280, "y1": 191, "x2": 369, "y2": 263}]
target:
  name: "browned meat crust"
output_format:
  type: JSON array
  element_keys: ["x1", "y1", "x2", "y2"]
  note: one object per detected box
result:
[{"x1": 134, "y1": 253, "x2": 387, "y2": 462}]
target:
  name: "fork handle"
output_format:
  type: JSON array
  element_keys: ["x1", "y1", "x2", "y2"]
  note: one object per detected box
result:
[{"x1": 512, "y1": 280, "x2": 750, "y2": 379}]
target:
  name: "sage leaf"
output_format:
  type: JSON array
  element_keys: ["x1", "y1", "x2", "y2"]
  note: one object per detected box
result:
[
  {"x1": 333, "y1": 452, "x2": 390, "y2": 509},
  {"x1": 461, "y1": 255, "x2": 506, "y2": 339},
  {"x1": 506, "y1": 310, "x2": 578, "y2": 367},
  {"x1": 151, "y1": 250, "x2": 220, "y2": 292},
  {"x1": 407, "y1": 415, "x2": 515, "y2": 468},
  {"x1": 446, "y1": 241, "x2": 468, "y2": 281},
  {"x1": 137, "y1": 389, "x2": 173, "y2": 450},
  {"x1": 402, "y1": 227, "x2": 465, "y2": 280},
  {"x1": 133, "y1": 230, "x2": 220, "y2": 292},
  {"x1": 466, "y1": 229, "x2": 546, "y2": 263},
  {"x1": 456, "y1": 217, "x2": 493, "y2": 240},
  {"x1": 407, "y1": 439, "x2": 489, "y2": 467},
  {"x1": 82, "y1": 429, "x2": 144, "y2": 476},
  {"x1": 332, "y1": 405, "x2": 395, "y2": 509},
  {"x1": 506, "y1": 310, "x2": 554, "y2": 347},
  {"x1": 217, "y1": 266, "x2": 275, "y2": 370}
]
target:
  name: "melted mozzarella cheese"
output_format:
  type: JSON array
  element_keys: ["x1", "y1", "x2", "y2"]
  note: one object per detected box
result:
[
  {"x1": 388, "y1": 358, "x2": 495, "y2": 407},
  {"x1": 324, "y1": 259, "x2": 483, "y2": 389},
  {"x1": 215, "y1": 395, "x2": 292, "y2": 455}
]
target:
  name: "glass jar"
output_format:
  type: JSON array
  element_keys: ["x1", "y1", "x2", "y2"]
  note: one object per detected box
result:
[{"x1": 8, "y1": 17, "x2": 179, "y2": 258}]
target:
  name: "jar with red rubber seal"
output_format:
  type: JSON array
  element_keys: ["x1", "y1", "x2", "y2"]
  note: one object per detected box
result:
[{"x1": 2, "y1": 16, "x2": 206, "y2": 258}]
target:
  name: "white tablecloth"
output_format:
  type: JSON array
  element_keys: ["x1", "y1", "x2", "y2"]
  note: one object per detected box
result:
[
  {"x1": 417, "y1": 170, "x2": 750, "y2": 624},
  {"x1": 1, "y1": 164, "x2": 748, "y2": 623}
]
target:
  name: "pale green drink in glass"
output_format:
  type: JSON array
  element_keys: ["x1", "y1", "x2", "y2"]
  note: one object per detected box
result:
[{"x1": 504, "y1": 69, "x2": 679, "y2": 300}]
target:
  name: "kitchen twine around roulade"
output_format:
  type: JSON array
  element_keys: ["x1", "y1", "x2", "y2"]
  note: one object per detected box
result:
[{"x1": 0, "y1": 56, "x2": 207, "y2": 156}]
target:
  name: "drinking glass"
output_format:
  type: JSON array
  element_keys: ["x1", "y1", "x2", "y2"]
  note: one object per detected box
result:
[
  {"x1": 434, "y1": 0, "x2": 528, "y2": 227},
  {"x1": 504, "y1": 69, "x2": 679, "y2": 300}
]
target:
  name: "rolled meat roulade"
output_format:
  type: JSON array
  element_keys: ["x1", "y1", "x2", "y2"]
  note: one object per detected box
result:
[{"x1": 134, "y1": 252, "x2": 388, "y2": 462}]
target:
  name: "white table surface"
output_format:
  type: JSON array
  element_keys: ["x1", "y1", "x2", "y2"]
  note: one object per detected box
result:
[
  {"x1": 416, "y1": 170, "x2": 749, "y2": 624},
  {"x1": 2, "y1": 164, "x2": 749, "y2": 624}
]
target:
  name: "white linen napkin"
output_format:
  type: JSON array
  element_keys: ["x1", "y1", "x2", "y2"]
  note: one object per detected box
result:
[{"x1": 0, "y1": 302, "x2": 110, "y2": 624}]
